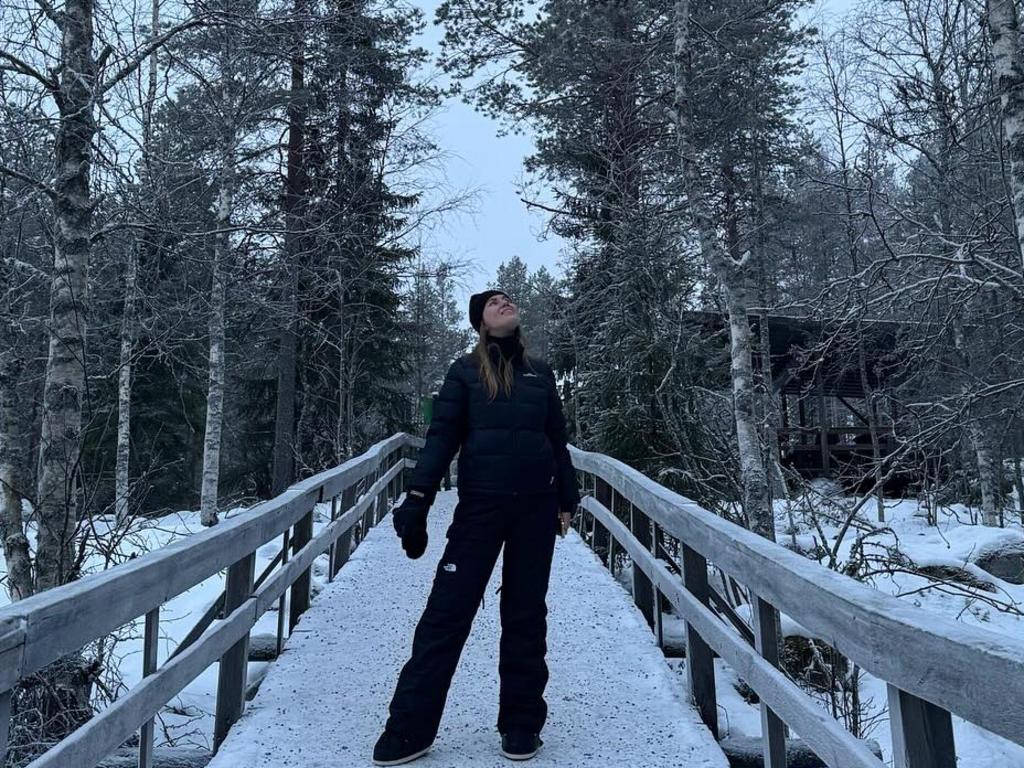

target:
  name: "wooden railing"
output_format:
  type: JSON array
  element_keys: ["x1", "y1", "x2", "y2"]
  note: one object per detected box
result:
[
  {"x1": 5, "y1": 433, "x2": 1019, "y2": 768},
  {"x1": 0, "y1": 432, "x2": 423, "y2": 768},
  {"x1": 568, "y1": 445, "x2": 1024, "y2": 768}
]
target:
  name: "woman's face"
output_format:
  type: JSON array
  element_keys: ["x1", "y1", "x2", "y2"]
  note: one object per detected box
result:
[{"x1": 482, "y1": 293, "x2": 519, "y2": 336}]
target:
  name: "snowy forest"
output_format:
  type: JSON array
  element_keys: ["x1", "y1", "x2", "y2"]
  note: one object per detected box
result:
[{"x1": 2, "y1": 0, "x2": 1024, "y2": 765}]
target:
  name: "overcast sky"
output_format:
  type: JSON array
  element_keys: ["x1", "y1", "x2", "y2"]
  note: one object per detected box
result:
[
  {"x1": 409, "y1": 0, "x2": 852, "y2": 312},
  {"x1": 410, "y1": 0, "x2": 566, "y2": 311}
]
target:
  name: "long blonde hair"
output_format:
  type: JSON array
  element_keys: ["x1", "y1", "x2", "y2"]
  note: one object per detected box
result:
[{"x1": 474, "y1": 326, "x2": 535, "y2": 401}]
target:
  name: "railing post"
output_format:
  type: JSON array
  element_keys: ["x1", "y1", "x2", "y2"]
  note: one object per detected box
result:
[
  {"x1": 577, "y1": 471, "x2": 591, "y2": 539},
  {"x1": 327, "y1": 495, "x2": 339, "y2": 583},
  {"x1": 887, "y1": 684, "x2": 956, "y2": 768},
  {"x1": 374, "y1": 464, "x2": 385, "y2": 524},
  {"x1": 397, "y1": 444, "x2": 406, "y2": 496},
  {"x1": 360, "y1": 475, "x2": 373, "y2": 543},
  {"x1": 369, "y1": 465, "x2": 379, "y2": 525},
  {"x1": 138, "y1": 607, "x2": 160, "y2": 768},
  {"x1": 289, "y1": 498, "x2": 315, "y2": 633},
  {"x1": 594, "y1": 476, "x2": 611, "y2": 565},
  {"x1": 681, "y1": 544, "x2": 718, "y2": 739},
  {"x1": 607, "y1": 532, "x2": 616, "y2": 574},
  {"x1": 652, "y1": 522, "x2": 665, "y2": 647},
  {"x1": 214, "y1": 552, "x2": 256, "y2": 751},
  {"x1": 0, "y1": 689, "x2": 9, "y2": 767},
  {"x1": 753, "y1": 596, "x2": 787, "y2": 768},
  {"x1": 581, "y1": 473, "x2": 598, "y2": 536},
  {"x1": 333, "y1": 484, "x2": 357, "y2": 577},
  {"x1": 627, "y1": 495, "x2": 655, "y2": 629},
  {"x1": 276, "y1": 529, "x2": 290, "y2": 656},
  {"x1": 387, "y1": 452, "x2": 396, "y2": 509}
]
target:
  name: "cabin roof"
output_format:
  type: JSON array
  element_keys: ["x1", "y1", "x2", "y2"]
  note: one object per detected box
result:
[{"x1": 683, "y1": 311, "x2": 907, "y2": 398}]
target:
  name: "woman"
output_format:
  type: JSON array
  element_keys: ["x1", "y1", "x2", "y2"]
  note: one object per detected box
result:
[{"x1": 372, "y1": 289, "x2": 580, "y2": 765}]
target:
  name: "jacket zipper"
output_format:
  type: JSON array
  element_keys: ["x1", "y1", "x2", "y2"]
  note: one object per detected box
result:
[{"x1": 511, "y1": 368, "x2": 519, "y2": 496}]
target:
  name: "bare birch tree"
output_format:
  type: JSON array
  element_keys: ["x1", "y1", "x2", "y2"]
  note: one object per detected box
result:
[
  {"x1": 987, "y1": 0, "x2": 1024, "y2": 275},
  {"x1": 114, "y1": 0, "x2": 162, "y2": 523},
  {"x1": 671, "y1": 0, "x2": 773, "y2": 539}
]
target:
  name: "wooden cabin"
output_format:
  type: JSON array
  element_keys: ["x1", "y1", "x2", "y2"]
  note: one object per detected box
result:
[
  {"x1": 759, "y1": 314, "x2": 909, "y2": 490},
  {"x1": 688, "y1": 312, "x2": 913, "y2": 492}
]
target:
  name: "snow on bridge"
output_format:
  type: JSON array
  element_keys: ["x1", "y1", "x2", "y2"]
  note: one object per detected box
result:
[{"x1": 206, "y1": 490, "x2": 727, "y2": 768}]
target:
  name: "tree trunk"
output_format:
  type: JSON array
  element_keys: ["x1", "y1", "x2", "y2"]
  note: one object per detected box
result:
[
  {"x1": 334, "y1": 43, "x2": 352, "y2": 464},
  {"x1": 987, "y1": 0, "x2": 1024, "y2": 274},
  {"x1": 295, "y1": 340, "x2": 312, "y2": 474},
  {"x1": 758, "y1": 312, "x2": 787, "y2": 502},
  {"x1": 200, "y1": 175, "x2": 230, "y2": 527},
  {"x1": 968, "y1": 420, "x2": 1001, "y2": 525},
  {"x1": 35, "y1": 0, "x2": 96, "y2": 591},
  {"x1": 114, "y1": 245, "x2": 138, "y2": 523},
  {"x1": 750, "y1": 101, "x2": 787, "y2": 504},
  {"x1": 0, "y1": 346, "x2": 33, "y2": 602},
  {"x1": 272, "y1": 258, "x2": 298, "y2": 494},
  {"x1": 335, "y1": 270, "x2": 348, "y2": 464},
  {"x1": 951, "y1": 320, "x2": 1001, "y2": 526},
  {"x1": 723, "y1": 273, "x2": 773, "y2": 539},
  {"x1": 200, "y1": 148, "x2": 234, "y2": 526},
  {"x1": 1013, "y1": 455, "x2": 1024, "y2": 523},
  {"x1": 272, "y1": 0, "x2": 307, "y2": 495},
  {"x1": 114, "y1": 0, "x2": 159, "y2": 522},
  {"x1": 671, "y1": 0, "x2": 772, "y2": 540},
  {"x1": 0, "y1": 134, "x2": 33, "y2": 602},
  {"x1": 857, "y1": 336, "x2": 886, "y2": 522},
  {"x1": 200, "y1": 21, "x2": 240, "y2": 527}
]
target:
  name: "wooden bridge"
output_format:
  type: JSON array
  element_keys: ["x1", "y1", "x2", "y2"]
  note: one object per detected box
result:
[{"x1": 0, "y1": 434, "x2": 1021, "y2": 768}]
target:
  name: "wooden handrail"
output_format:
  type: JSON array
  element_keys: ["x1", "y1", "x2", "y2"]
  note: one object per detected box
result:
[
  {"x1": 10, "y1": 433, "x2": 1013, "y2": 768},
  {"x1": 570, "y1": 445, "x2": 1024, "y2": 766},
  {"x1": 0, "y1": 433, "x2": 420, "y2": 768},
  {"x1": 654, "y1": 538, "x2": 755, "y2": 646},
  {"x1": 582, "y1": 495, "x2": 885, "y2": 768}
]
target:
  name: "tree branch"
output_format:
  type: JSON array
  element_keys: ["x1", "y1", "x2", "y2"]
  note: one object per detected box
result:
[
  {"x1": 99, "y1": 17, "x2": 207, "y2": 95},
  {"x1": 0, "y1": 51, "x2": 59, "y2": 91},
  {"x1": 0, "y1": 163, "x2": 56, "y2": 200},
  {"x1": 34, "y1": 0, "x2": 63, "y2": 25}
]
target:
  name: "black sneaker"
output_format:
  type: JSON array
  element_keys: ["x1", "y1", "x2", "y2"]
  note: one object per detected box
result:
[
  {"x1": 372, "y1": 730, "x2": 433, "y2": 766},
  {"x1": 500, "y1": 730, "x2": 543, "y2": 760}
]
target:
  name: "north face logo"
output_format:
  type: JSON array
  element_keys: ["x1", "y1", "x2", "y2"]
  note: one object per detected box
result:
[{"x1": 442, "y1": 563, "x2": 457, "y2": 573}]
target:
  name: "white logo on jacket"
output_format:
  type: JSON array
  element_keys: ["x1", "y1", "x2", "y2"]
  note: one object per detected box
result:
[{"x1": 442, "y1": 563, "x2": 457, "y2": 573}]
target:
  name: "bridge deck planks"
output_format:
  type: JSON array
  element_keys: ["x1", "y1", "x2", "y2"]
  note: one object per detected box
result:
[{"x1": 206, "y1": 490, "x2": 726, "y2": 768}]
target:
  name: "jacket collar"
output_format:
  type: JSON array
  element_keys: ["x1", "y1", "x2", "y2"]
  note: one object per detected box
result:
[{"x1": 486, "y1": 333, "x2": 525, "y2": 366}]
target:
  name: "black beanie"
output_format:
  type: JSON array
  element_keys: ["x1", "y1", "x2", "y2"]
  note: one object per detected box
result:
[{"x1": 468, "y1": 289, "x2": 510, "y2": 332}]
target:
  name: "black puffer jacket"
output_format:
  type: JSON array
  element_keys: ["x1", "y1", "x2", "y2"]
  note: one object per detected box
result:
[{"x1": 407, "y1": 334, "x2": 581, "y2": 512}]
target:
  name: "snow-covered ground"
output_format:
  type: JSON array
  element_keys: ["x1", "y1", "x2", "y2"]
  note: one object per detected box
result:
[{"x1": 206, "y1": 490, "x2": 727, "y2": 767}]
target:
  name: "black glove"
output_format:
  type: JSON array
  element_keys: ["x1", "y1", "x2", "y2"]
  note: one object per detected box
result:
[{"x1": 393, "y1": 487, "x2": 432, "y2": 559}]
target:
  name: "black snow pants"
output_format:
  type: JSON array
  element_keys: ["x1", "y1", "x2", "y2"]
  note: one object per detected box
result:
[{"x1": 384, "y1": 491, "x2": 559, "y2": 741}]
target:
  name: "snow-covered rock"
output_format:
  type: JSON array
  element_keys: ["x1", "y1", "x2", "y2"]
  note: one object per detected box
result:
[{"x1": 976, "y1": 542, "x2": 1024, "y2": 585}]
